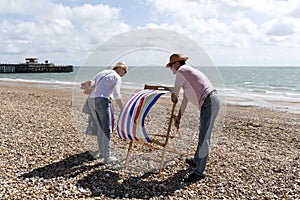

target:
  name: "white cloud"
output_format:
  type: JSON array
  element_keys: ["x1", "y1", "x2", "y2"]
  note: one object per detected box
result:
[
  {"x1": 0, "y1": 0, "x2": 130, "y2": 65},
  {"x1": 288, "y1": 1, "x2": 300, "y2": 18},
  {"x1": 0, "y1": 0, "x2": 300, "y2": 66},
  {"x1": 146, "y1": 0, "x2": 300, "y2": 65},
  {"x1": 71, "y1": 4, "x2": 119, "y2": 25},
  {"x1": 263, "y1": 17, "x2": 295, "y2": 36},
  {"x1": 232, "y1": 18, "x2": 258, "y2": 35}
]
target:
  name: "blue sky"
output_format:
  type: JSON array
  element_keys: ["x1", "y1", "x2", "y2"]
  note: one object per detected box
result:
[{"x1": 1, "y1": 0, "x2": 300, "y2": 66}]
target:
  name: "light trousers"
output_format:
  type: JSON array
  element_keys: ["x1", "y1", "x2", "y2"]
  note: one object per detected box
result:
[{"x1": 194, "y1": 91, "x2": 221, "y2": 175}]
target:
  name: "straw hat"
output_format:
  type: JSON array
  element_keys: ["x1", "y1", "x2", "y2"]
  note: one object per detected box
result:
[
  {"x1": 166, "y1": 53, "x2": 188, "y2": 67},
  {"x1": 112, "y1": 61, "x2": 128, "y2": 71}
]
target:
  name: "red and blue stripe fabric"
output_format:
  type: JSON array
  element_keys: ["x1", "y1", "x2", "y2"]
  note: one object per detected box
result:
[{"x1": 117, "y1": 89, "x2": 170, "y2": 143}]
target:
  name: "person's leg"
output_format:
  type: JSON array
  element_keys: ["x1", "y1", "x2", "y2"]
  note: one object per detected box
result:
[
  {"x1": 194, "y1": 93, "x2": 221, "y2": 175},
  {"x1": 96, "y1": 98, "x2": 112, "y2": 160},
  {"x1": 87, "y1": 98, "x2": 102, "y2": 157},
  {"x1": 94, "y1": 97, "x2": 112, "y2": 161},
  {"x1": 186, "y1": 93, "x2": 220, "y2": 181}
]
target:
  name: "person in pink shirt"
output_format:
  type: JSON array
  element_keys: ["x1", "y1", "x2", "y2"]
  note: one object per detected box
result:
[{"x1": 166, "y1": 53, "x2": 221, "y2": 182}]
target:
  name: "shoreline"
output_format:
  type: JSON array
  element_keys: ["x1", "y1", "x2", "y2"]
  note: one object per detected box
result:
[{"x1": 1, "y1": 79, "x2": 299, "y2": 114}]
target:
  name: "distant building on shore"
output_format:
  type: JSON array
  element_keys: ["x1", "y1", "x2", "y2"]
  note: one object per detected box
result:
[{"x1": 0, "y1": 57, "x2": 73, "y2": 73}]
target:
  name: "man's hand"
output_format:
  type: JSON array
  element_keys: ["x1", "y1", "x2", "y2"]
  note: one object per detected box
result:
[
  {"x1": 171, "y1": 93, "x2": 178, "y2": 103},
  {"x1": 174, "y1": 111, "x2": 182, "y2": 129},
  {"x1": 174, "y1": 115, "x2": 181, "y2": 129}
]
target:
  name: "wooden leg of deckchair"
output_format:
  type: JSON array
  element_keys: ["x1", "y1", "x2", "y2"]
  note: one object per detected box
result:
[
  {"x1": 159, "y1": 102, "x2": 177, "y2": 174},
  {"x1": 177, "y1": 128, "x2": 182, "y2": 139},
  {"x1": 125, "y1": 140, "x2": 133, "y2": 167},
  {"x1": 159, "y1": 144, "x2": 167, "y2": 174}
]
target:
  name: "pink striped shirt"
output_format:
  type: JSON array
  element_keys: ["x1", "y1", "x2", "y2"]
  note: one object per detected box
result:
[{"x1": 173, "y1": 65, "x2": 214, "y2": 110}]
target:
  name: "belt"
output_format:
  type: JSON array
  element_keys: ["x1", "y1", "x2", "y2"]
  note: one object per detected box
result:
[
  {"x1": 203, "y1": 90, "x2": 217, "y2": 105},
  {"x1": 207, "y1": 90, "x2": 217, "y2": 98}
]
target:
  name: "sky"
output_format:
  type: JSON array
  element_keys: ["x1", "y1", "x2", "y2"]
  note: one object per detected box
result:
[{"x1": 1, "y1": 0, "x2": 300, "y2": 66}]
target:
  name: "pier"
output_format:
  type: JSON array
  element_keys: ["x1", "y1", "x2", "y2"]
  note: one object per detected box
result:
[{"x1": 0, "y1": 58, "x2": 73, "y2": 73}]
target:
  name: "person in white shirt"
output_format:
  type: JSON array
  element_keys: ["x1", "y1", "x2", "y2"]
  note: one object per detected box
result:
[
  {"x1": 81, "y1": 61, "x2": 128, "y2": 164},
  {"x1": 166, "y1": 53, "x2": 221, "y2": 182}
]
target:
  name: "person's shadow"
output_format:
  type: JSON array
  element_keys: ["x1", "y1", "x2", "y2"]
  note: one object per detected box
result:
[
  {"x1": 20, "y1": 151, "x2": 194, "y2": 199},
  {"x1": 76, "y1": 164, "x2": 194, "y2": 199},
  {"x1": 20, "y1": 151, "x2": 104, "y2": 180}
]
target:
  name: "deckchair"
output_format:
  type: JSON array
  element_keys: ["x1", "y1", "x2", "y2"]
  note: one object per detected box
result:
[{"x1": 117, "y1": 84, "x2": 184, "y2": 173}]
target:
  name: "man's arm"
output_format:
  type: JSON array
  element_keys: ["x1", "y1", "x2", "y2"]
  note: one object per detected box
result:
[{"x1": 175, "y1": 94, "x2": 188, "y2": 128}]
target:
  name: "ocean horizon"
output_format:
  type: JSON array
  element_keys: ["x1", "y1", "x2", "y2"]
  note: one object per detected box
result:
[{"x1": 0, "y1": 66, "x2": 299, "y2": 114}]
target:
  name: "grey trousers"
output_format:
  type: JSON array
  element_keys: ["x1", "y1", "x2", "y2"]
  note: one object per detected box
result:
[
  {"x1": 87, "y1": 97, "x2": 112, "y2": 160},
  {"x1": 194, "y1": 91, "x2": 221, "y2": 175}
]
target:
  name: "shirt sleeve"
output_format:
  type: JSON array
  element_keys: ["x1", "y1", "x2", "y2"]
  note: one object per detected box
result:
[{"x1": 173, "y1": 72, "x2": 184, "y2": 96}]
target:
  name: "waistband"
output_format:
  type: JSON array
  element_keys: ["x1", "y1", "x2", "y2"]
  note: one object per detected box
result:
[{"x1": 207, "y1": 90, "x2": 217, "y2": 98}]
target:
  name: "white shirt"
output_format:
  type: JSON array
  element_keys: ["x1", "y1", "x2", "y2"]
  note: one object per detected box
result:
[{"x1": 89, "y1": 69, "x2": 122, "y2": 99}]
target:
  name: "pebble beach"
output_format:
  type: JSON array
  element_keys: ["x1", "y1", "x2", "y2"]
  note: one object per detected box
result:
[{"x1": 0, "y1": 83, "x2": 299, "y2": 199}]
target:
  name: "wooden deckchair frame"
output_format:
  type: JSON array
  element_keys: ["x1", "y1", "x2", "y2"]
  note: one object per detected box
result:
[{"x1": 124, "y1": 84, "x2": 184, "y2": 173}]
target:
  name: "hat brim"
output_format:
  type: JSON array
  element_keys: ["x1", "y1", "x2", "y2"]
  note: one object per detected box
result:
[{"x1": 166, "y1": 57, "x2": 188, "y2": 67}]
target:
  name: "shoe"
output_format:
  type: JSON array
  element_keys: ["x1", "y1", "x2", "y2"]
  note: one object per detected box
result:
[
  {"x1": 185, "y1": 157, "x2": 196, "y2": 167},
  {"x1": 184, "y1": 172, "x2": 205, "y2": 182},
  {"x1": 104, "y1": 156, "x2": 118, "y2": 164},
  {"x1": 91, "y1": 151, "x2": 103, "y2": 159}
]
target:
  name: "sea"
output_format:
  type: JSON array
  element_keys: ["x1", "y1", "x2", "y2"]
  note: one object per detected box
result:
[{"x1": 0, "y1": 66, "x2": 299, "y2": 114}]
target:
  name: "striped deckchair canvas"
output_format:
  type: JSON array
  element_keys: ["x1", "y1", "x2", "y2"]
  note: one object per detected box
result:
[{"x1": 117, "y1": 89, "x2": 171, "y2": 143}]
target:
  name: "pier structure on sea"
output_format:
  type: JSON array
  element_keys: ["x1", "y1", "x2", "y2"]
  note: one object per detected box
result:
[{"x1": 0, "y1": 57, "x2": 73, "y2": 73}]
